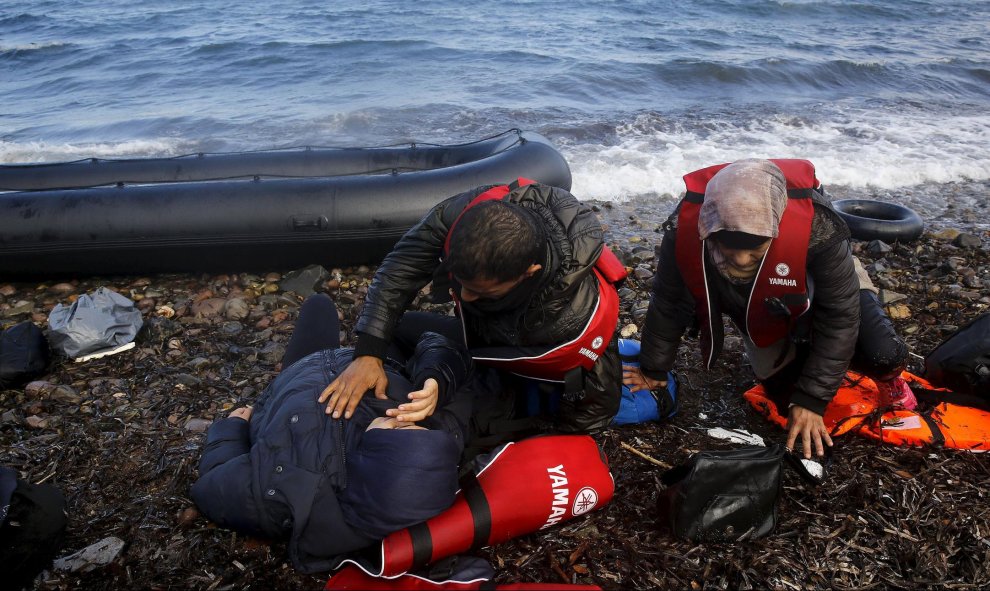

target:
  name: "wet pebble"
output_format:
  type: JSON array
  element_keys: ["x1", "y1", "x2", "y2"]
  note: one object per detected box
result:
[
  {"x1": 186, "y1": 357, "x2": 211, "y2": 370},
  {"x1": 25, "y1": 415, "x2": 48, "y2": 429},
  {"x1": 191, "y1": 298, "x2": 226, "y2": 318},
  {"x1": 953, "y1": 233, "x2": 983, "y2": 249},
  {"x1": 224, "y1": 297, "x2": 250, "y2": 320},
  {"x1": 184, "y1": 418, "x2": 212, "y2": 433},
  {"x1": 879, "y1": 289, "x2": 908, "y2": 304},
  {"x1": 221, "y1": 321, "x2": 244, "y2": 336},
  {"x1": 177, "y1": 507, "x2": 200, "y2": 529},
  {"x1": 259, "y1": 342, "x2": 286, "y2": 365},
  {"x1": 620, "y1": 323, "x2": 638, "y2": 338},
  {"x1": 175, "y1": 373, "x2": 203, "y2": 386}
]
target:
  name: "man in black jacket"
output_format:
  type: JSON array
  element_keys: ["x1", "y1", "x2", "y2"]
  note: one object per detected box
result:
[
  {"x1": 624, "y1": 159, "x2": 910, "y2": 458},
  {"x1": 319, "y1": 179, "x2": 626, "y2": 438}
]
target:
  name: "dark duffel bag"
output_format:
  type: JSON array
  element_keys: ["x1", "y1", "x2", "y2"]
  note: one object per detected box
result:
[
  {"x1": 925, "y1": 313, "x2": 990, "y2": 397},
  {"x1": 0, "y1": 322, "x2": 50, "y2": 389},
  {"x1": 1, "y1": 467, "x2": 68, "y2": 590},
  {"x1": 657, "y1": 444, "x2": 821, "y2": 542}
]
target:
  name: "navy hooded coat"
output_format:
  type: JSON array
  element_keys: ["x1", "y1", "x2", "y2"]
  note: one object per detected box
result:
[{"x1": 190, "y1": 332, "x2": 473, "y2": 574}]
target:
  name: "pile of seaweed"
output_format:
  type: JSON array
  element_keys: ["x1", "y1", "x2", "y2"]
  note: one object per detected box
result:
[{"x1": 1, "y1": 198, "x2": 988, "y2": 590}]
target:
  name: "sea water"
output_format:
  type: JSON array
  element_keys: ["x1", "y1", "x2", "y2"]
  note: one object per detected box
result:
[{"x1": 2, "y1": 0, "x2": 988, "y2": 225}]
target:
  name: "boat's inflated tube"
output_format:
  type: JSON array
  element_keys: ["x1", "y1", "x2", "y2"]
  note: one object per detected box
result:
[
  {"x1": 832, "y1": 199, "x2": 924, "y2": 243},
  {"x1": 0, "y1": 130, "x2": 572, "y2": 277}
]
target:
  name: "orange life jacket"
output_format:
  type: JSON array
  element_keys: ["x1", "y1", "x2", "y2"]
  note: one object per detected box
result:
[
  {"x1": 744, "y1": 371, "x2": 990, "y2": 451},
  {"x1": 675, "y1": 159, "x2": 818, "y2": 369}
]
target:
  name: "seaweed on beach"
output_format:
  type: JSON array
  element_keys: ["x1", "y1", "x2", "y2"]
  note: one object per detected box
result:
[{"x1": 2, "y1": 200, "x2": 990, "y2": 590}]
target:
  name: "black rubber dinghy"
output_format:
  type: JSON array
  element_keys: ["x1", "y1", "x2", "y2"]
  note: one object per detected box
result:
[
  {"x1": 0, "y1": 129, "x2": 571, "y2": 277},
  {"x1": 832, "y1": 198, "x2": 924, "y2": 243}
]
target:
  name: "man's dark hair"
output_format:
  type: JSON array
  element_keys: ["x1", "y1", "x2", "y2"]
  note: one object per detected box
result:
[{"x1": 446, "y1": 200, "x2": 542, "y2": 281}]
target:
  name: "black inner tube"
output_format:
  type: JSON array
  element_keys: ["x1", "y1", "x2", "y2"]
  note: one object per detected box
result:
[{"x1": 832, "y1": 199, "x2": 924, "y2": 243}]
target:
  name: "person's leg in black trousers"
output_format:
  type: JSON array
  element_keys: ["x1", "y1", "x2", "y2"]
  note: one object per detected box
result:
[{"x1": 281, "y1": 293, "x2": 341, "y2": 369}]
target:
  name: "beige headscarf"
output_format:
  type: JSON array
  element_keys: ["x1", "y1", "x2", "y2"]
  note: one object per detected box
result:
[
  {"x1": 699, "y1": 159, "x2": 788, "y2": 284},
  {"x1": 698, "y1": 158, "x2": 787, "y2": 240}
]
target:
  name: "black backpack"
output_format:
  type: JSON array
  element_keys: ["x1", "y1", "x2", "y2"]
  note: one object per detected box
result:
[
  {"x1": 924, "y1": 314, "x2": 990, "y2": 397},
  {"x1": 0, "y1": 322, "x2": 51, "y2": 390}
]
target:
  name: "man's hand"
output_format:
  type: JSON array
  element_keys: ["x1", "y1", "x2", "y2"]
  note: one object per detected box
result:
[
  {"x1": 319, "y1": 356, "x2": 387, "y2": 419},
  {"x1": 786, "y1": 405, "x2": 833, "y2": 459},
  {"x1": 622, "y1": 365, "x2": 667, "y2": 393},
  {"x1": 229, "y1": 406, "x2": 253, "y2": 422},
  {"x1": 386, "y1": 378, "x2": 439, "y2": 423}
]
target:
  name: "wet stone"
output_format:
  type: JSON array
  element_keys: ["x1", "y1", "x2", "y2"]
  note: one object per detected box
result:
[
  {"x1": 879, "y1": 289, "x2": 908, "y2": 305},
  {"x1": 280, "y1": 265, "x2": 330, "y2": 296},
  {"x1": 25, "y1": 380, "x2": 54, "y2": 397},
  {"x1": 259, "y1": 342, "x2": 286, "y2": 365},
  {"x1": 191, "y1": 297, "x2": 226, "y2": 318},
  {"x1": 51, "y1": 385, "x2": 81, "y2": 404},
  {"x1": 175, "y1": 373, "x2": 203, "y2": 387},
  {"x1": 221, "y1": 321, "x2": 244, "y2": 336},
  {"x1": 1, "y1": 301, "x2": 34, "y2": 317},
  {"x1": 963, "y1": 275, "x2": 984, "y2": 289},
  {"x1": 224, "y1": 297, "x2": 250, "y2": 320},
  {"x1": 633, "y1": 266, "x2": 654, "y2": 280},
  {"x1": 25, "y1": 415, "x2": 48, "y2": 429},
  {"x1": 867, "y1": 240, "x2": 893, "y2": 255},
  {"x1": 186, "y1": 357, "x2": 211, "y2": 370},
  {"x1": 932, "y1": 228, "x2": 962, "y2": 241},
  {"x1": 953, "y1": 233, "x2": 983, "y2": 249},
  {"x1": 184, "y1": 418, "x2": 212, "y2": 433}
]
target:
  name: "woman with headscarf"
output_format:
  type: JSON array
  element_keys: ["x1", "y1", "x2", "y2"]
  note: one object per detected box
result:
[{"x1": 624, "y1": 158, "x2": 912, "y2": 458}]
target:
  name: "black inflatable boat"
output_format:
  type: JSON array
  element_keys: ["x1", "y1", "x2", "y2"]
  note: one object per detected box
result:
[{"x1": 0, "y1": 129, "x2": 571, "y2": 278}]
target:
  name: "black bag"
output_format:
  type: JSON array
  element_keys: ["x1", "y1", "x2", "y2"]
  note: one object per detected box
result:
[
  {"x1": 1, "y1": 467, "x2": 68, "y2": 590},
  {"x1": 0, "y1": 322, "x2": 50, "y2": 390},
  {"x1": 925, "y1": 313, "x2": 990, "y2": 397},
  {"x1": 657, "y1": 444, "x2": 821, "y2": 542}
]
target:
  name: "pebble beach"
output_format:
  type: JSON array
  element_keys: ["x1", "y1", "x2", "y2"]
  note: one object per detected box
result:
[{"x1": 3, "y1": 193, "x2": 990, "y2": 589}]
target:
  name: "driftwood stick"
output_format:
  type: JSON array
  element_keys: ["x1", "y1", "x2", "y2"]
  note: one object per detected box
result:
[{"x1": 620, "y1": 441, "x2": 672, "y2": 469}]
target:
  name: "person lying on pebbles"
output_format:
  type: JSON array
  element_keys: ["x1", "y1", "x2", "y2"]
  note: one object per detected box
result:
[{"x1": 190, "y1": 293, "x2": 475, "y2": 573}]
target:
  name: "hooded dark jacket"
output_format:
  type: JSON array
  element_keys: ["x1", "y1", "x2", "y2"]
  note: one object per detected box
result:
[
  {"x1": 639, "y1": 189, "x2": 859, "y2": 414},
  {"x1": 353, "y1": 182, "x2": 621, "y2": 434},
  {"x1": 190, "y1": 332, "x2": 472, "y2": 574}
]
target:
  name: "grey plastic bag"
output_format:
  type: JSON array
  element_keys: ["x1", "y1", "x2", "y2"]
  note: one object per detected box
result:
[{"x1": 47, "y1": 287, "x2": 143, "y2": 359}]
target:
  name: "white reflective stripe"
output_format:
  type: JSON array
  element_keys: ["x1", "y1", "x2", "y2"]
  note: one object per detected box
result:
[
  {"x1": 473, "y1": 441, "x2": 515, "y2": 479},
  {"x1": 701, "y1": 240, "x2": 716, "y2": 370},
  {"x1": 743, "y1": 239, "x2": 772, "y2": 347},
  {"x1": 334, "y1": 554, "x2": 490, "y2": 583},
  {"x1": 469, "y1": 277, "x2": 604, "y2": 363}
]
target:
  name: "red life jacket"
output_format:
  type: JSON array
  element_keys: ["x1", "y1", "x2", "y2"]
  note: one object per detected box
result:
[
  {"x1": 332, "y1": 435, "x2": 614, "y2": 583},
  {"x1": 443, "y1": 179, "x2": 626, "y2": 381},
  {"x1": 675, "y1": 159, "x2": 819, "y2": 369}
]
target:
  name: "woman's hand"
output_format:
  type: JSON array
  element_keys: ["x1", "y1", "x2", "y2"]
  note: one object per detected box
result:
[
  {"x1": 622, "y1": 365, "x2": 667, "y2": 393},
  {"x1": 228, "y1": 406, "x2": 253, "y2": 422},
  {"x1": 786, "y1": 405, "x2": 833, "y2": 459},
  {"x1": 386, "y1": 378, "x2": 439, "y2": 423}
]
